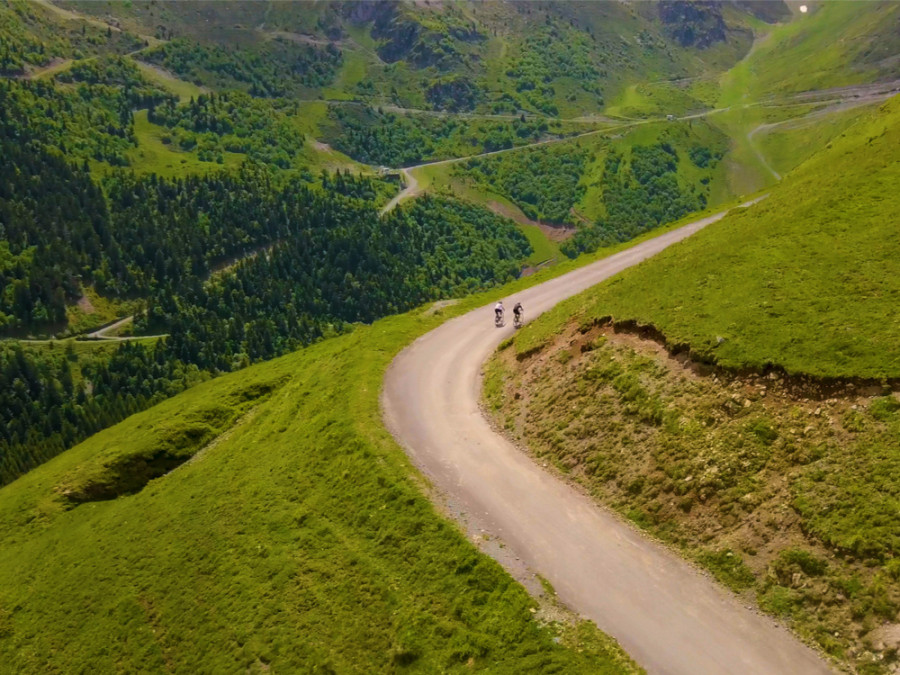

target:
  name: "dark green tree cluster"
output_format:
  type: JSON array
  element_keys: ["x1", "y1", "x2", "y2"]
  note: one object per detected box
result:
[
  {"x1": 320, "y1": 169, "x2": 387, "y2": 202},
  {"x1": 147, "y1": 91, "x2": 305, "y2": 167},
  {"x1": 0, "y1": 135, "x2": 290, "y2": 333},
  {"x1": 138, "y1": 37, "x2": 342, "y2": 97},
  {"x1": 1, "y1": 77, "x2": 144, "y2": 165},
  {"x1": 562, "y1": 142, "x2": 704, "y2": 255},
  {"x1": 457, "y1": 144, "x2": 590, "y2": 223},
  {"x1": 140, "y1": 193, "x2": 531, "y2": 369},
  {"x1": 99, "y1": 164, "x2": 305, "y2": 296},
  {"x1": 688, "y1": 144, "x2": 722, "y2": 169},
  {"x1": 506, "y1": 21, "x2": 605, "y2": 115},
  {"x1": 327, "y1": 106, "x2": 556, "y2": 167},
  {"x1": 56, "y1": 55, "x2": 174, "y2": 110},
  {"x1": 425, "y1": 75, "x2": 483, "y2": 112},
  {"x1": 0, "y1": 131, "x2": 109, "y2": 330}
]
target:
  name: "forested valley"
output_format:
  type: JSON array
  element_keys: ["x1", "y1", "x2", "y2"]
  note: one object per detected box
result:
[{"x1": 0, "y1": 3, "x2": 534, "y2": 485}]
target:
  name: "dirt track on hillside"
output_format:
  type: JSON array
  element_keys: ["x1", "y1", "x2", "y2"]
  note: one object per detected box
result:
[{"x1": 382, "y1": 200, "x2": 832, "y2": 675}]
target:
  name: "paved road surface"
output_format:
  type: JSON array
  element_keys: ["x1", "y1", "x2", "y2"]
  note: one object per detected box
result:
[{"x1": 383, "y1": 202, "x2": 832, "y2": 675}]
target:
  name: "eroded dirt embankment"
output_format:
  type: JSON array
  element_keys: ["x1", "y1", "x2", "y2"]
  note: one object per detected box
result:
[
  {"x1": 488, "y1": 318, "x2": 900, "y2": 669},
  {"x1": 558, "y1": 317, "x2": 900, "y2": 398}
]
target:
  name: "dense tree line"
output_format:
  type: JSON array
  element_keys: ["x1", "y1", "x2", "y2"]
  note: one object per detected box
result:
[
  {"x1": 320, "y1": 170, "x2": 387, "y2": 202},
  {"x1": 55, "y1": 55, "x2": 173, "y2": 110},
  {"x1": 99, "y1": 165, "x2": 297, "y2": 296},
  {"x1": 688, "y1": 143, "x2": 723, "y2": 169},
  {"x1": 327, "y1": 105, "x2": 557, "y2": 167},
  {"x1": 139, "y1": 37, "x2": 342, "y2": 97},
  {"x1": 148, "y1": 92, "x2": 305, "y2": 167},
  {"x1": 0, "y1": 134, "x2": 286, "y2": 332},
  {"x1": 139, "y1": 194, "x2": 530, "y2": 370},
  {"x1": 562, "y1": 142, "x2": 705, "y2": 256},
  {"x1": 0, "y1": 132, "x2": 109, "y2": 330},
  {"x1": 506, "y1": 20, "x2": 605, "y2": 115},
  {"x1": 457, "y1": 144, "x2": 590, "y2": 223},
  {"x1": 0, "y1": 78, "x2": 142, "y2": 165}
]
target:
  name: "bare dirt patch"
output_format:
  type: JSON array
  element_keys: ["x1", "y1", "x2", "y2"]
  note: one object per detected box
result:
[
  {"x1": 76, "y1": 294, "x2": 95, "y2": 315},
  {"x1": 486, "y1": 201, "x2": 574, "y2": 242}
]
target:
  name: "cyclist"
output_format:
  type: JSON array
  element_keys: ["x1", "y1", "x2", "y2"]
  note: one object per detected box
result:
[{"x1": 513, "y1": 302, "x2": 524, "y2": 327}]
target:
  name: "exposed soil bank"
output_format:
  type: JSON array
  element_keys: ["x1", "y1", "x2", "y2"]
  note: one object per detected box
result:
[{"x1": 489, "y1": 317, "x2": 900, "y2": 671}]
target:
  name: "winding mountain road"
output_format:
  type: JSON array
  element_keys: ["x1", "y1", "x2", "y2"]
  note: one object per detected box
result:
[
  {"x1": 378, "y1": 80, "x2": 897, "y2": 215},
  {"x1": 383, "y1": 201, "x2": 832, "y2": 675}
]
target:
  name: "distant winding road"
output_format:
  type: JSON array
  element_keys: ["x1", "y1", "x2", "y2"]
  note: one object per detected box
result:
[
  {"x1": 378, "y1": 79, "x2": 900, "y2": 215},
  {"x1": 383, "y1": 202, "x2": 832, "y2": 674}
]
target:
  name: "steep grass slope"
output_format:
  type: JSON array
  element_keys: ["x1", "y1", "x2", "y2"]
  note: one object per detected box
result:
[
  {"x1": 0, "y1": 276, "x2": 639, "y2": 672},
  {"x1": 555, "y1": 94, "x2": 900, "y2": 378},
  {"x1": 753, "y1": 102, "x2": 877, "y2": 178},
  {"x1": 487, "y1": 317, "x2": 900, "y2": 669}
]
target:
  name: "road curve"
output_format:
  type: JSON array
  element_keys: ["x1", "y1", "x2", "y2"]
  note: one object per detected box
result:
[
  {"x1": 382, "y1": 203, "x2": 831, "y2": 675},
  {"x1": 379, "y1": 168, "x2": 418, "y2": 215}
]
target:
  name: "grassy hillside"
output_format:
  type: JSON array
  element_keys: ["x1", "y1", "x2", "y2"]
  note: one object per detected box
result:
[
  {"x1": 718, "y1": 1, "x2": 900, "y2": 106},
  {"x1": 481, "y1": 95, "x2": 900, "y2": 672},
  {"x1": 753, "y1": 101, "x2": 878, "y2": 178},
  {"x1": 0, "y1": 265, "x2": 645, "y2": 673},
  {"x1": 61, "y1": 0, "x2": 774, "y2": 117},
  {"x1": 487, "y1": 317, "x2": 900, "y2": 670},
  {"x1": 548, "y1": 93, "x2": 900, "y2": 378}
]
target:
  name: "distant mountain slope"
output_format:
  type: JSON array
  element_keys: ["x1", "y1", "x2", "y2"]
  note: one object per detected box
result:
[
  {"x1": 719, "y1": 0, "x2": 900, "y2": 105},
  {"x1": 549, "y1": 93, "x2": 900, "y2": 378},
  {"x1": 0, "y1": 0, "x2": 542, "y2": 483},
  {"x1": 61, "y1": 0, "x2": 784, "y2": 115}
]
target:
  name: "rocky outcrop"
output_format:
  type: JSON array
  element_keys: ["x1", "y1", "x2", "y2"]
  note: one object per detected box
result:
[
  {"x1": 339, "y1": 0, "x2": 481, "y2": 70},
  {"x1": 658, "y1": 1, "x2": 727, "y2": 49}
]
